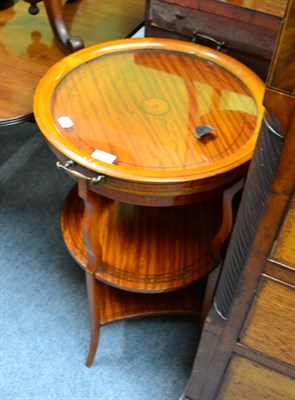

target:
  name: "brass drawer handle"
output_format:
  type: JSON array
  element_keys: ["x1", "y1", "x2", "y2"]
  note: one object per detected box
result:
[
  {"x1": 192, "y1": 31, "x2": 226, "y2": 50},
  {"x1": 56, "y1": 160, "x2": 105, "y2": 184}
]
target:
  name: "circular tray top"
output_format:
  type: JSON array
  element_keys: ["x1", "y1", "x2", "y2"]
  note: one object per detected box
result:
[{"x1": 34, "y1": 38, "x2": 264, "y2": 184}]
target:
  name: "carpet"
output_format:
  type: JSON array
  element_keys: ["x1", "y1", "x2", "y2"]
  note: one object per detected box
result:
[{"x1": 0, "y1": 122, "x2": 200, "y2": 400}]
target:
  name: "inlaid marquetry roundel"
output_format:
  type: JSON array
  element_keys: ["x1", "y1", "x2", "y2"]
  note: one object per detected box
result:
[{"x1": 35, "y1": 39, "x2": 264, "y2": 183}]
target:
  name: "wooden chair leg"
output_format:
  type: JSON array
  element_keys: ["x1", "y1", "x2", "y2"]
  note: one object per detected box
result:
[
  {"x1": 43, "y1": 0, "x2": 84, "y2": 53},
  {"x1": 85, "y1": 271, "x2": 102, "y2": 367}
]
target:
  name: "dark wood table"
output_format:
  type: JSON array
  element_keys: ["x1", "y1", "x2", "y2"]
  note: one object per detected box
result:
[
  {"x1": 0, "y1": 0, "x2": 144, "y2": 125},
  {"x1": 33, "y1": 38, "x2": 264, "y2": 366}
]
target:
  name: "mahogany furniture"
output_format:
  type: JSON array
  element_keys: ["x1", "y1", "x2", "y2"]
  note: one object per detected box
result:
[
  {"x1": 145, "y1": 0, "x2": 287, "y2": 80},
  {"x1": 25, "y1": 0, "x2": 85, "y2": 53},
  {"x1": 183, "y1": 0, "x2": 295, "y2": 398},
  {"x1": 33, "y1": 38, "x2": 264, "y2": 366},
  {"x1": 24, "y1": 0, "x2": 144, "y2": 54},
  {"x1": 0, "y1": 0, "x2": 145, "y2": 125}
]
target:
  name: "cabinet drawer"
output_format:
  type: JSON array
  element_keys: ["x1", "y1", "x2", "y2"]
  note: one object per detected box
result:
[
  {"x1": 146, "y1": 0, "x2": 285, "y2": 79},
  {"x1": 270, "y1": 194, "x2": 295, "y2": 268},
  {"x1": 240, "y1": 277, "x2": 295, "y2": 366},
  {"x1": 147, "y1": 0, "x2": 281, "y2": 57},
  {"x1": 217, "y1": 355, "x2": 295, "y2": 400}
]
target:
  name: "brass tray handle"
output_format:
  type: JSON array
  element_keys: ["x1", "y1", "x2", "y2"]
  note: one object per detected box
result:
[
  {"x1": 56, "y1": 160, "x2": 105, "y2": 184},
  {"x1": 192, "y1": 31, "x2": 226, "y2": 50}
]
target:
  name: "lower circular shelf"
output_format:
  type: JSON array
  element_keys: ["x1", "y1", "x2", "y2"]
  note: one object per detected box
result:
[{"x1": 61, "y1": 185, "x2": 222, "y2": 293}]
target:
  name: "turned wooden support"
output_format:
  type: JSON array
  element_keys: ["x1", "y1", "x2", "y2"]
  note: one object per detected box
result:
[
  {"x1": 24, "y1": 0, "x2": 42, "y2": 15},
  {"x1": 43, "y1": 0, "x2": 84, "y2": 53},
  {"x1": 25, "y1": 0, "x2": 84, "y2": 53}
]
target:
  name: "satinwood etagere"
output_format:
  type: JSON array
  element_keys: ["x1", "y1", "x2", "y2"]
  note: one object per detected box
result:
[{"x1": 33, "y1": 38, "x2": 264, "y2": 366}]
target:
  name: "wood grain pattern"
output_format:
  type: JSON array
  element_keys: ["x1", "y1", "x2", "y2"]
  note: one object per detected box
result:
[
  {"x1": 0, "y1": 0, "x2": 145, "y2": 124},
  {"x1": 84, "y1": 277, "x2": 203, "y2": 367},
  {"x1": 61, "y1": 185, "x2": 222, "y2": 292},
  {"x1": 264, "y1": 262, "x2": 295, "y2": 287},
  {"x1": 34, "y1": 38, "x2": 264, "y2": 193},
  {"x1": 217, "y1": 356, "x2": 295, "y2": 400},
  {"x1": 270, "y1": 194, "x2": 295, "y2": 268},
  {"x1": 163, "y1": 0, "x2": 287, "y2": 18},
  {"x1": 147, "y1": 0, "x2": 285, "y2": 52},
  {"x1": 145, "y1": 0, "x2": 287, "y2": 80},
  {"x1": 64, "y1": 181, "x2": 207, "y2": 366},
  {"x1": 240, "y1": 278, "x2": 295, "y2": 366},
  {"x1": 182, "y1": 2, "x2": 295, "y2": 397},
  {"x1": 99, "y1": 282, "x2": 203, "y2": 324},
  {"x1": 35, "y1": 38, "x2": 264, "y2": 365}
]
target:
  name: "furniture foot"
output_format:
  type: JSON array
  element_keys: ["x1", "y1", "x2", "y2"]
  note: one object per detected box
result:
[
  {"x1": 85, "y1": 271, "x2": 102, "y2": 367},
  {"x1": 43, "y1": 0, "x2": 84, "y2": 53},
  {"x1": 24, "y1": 0, "x2": 42, "y2": 15}
]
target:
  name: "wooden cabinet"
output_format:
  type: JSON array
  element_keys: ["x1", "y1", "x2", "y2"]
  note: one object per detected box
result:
[
  {"x1": 145, "y1": 0, "x2": 287, "y2": 79},
  {"x1": 218, "y1": 356, "x2": 295, "y2": 400},
  {"x1": 216, "y1": 197, "x2": 295, "y2": 399},
  {"x1": 182, "y1": 1, "x2": 295, "y2": 398},
  {"x1": 240, "y1": 275, "x2": 295, "y2": 366},
  {"x1": 182, "y1": 126, "x2": 295, "y2": 400}
]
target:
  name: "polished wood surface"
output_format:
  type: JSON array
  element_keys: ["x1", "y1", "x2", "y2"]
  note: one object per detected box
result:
[
  {"x1": 183, "y1": 1, "x2": 295, "y2": 398},
  {"x1": 62, "y1": 185, "x2": 222, "y2": 292},
  {"x1": 34, "y1": 38, "x2": 264, "y2": 203},
  {"x1": 218, "y1": 356, "x2": 295, "y2": 400},
  {"x1": 145, "y1": 0, "x2": 287, "y2": 80},
  {"x1": 164, "y1": 0, "x2": 287, "y2": 17},
  {"x1": 240, "y1": 277, "x2": 295, "y2": 366},
  {"x1": 34, "y1": 39, "x2": 265, "y2": 366},
  {"x1": 270, "y1": 195, "x2": 295, "y2": 267},
  {"x1": 98, "y1": 282, "x2": 203, "y2": 324},
  {"x1": 0, "y1": 0, "x2": 145, "y2": 125},
  {"x1": 43, "y1": 0, "x2": 84, "y2": 53}
]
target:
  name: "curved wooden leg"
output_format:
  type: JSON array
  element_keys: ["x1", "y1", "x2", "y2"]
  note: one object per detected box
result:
[
  {"x1": 78, "y1": 180, "x2": 103, "y2": 367},
  {"x1": 43, "y1": 0, "x2": 84, "y2": 53},
  {"x1": 85, "y1": 272, "x2": 102, "y2": 367}
]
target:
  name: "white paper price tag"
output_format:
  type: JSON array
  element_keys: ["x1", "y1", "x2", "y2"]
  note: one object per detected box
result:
[
  {"x1": 91, "y1": 149, "x2": 117, "y2": 164},
  {"x1": 57, "y1": 116, "x2": 74, "y2": 129}
]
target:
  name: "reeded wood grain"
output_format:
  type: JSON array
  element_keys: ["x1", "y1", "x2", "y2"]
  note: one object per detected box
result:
[
  {"x1": 62, "y1": 185, "x2": 222, "y2": 292},
  {"x1": 0, "y1": 0, "x2": 145, "y2": 124},
  {"x1": 214, "y1": 114, "x2": 284, "y2": 317},
  {"x1": 217, "y1": 356, "x2": 295, "y2": 400},
  {"x1": 34, "y1": 38, "x2": 264, "y2": 187}
]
